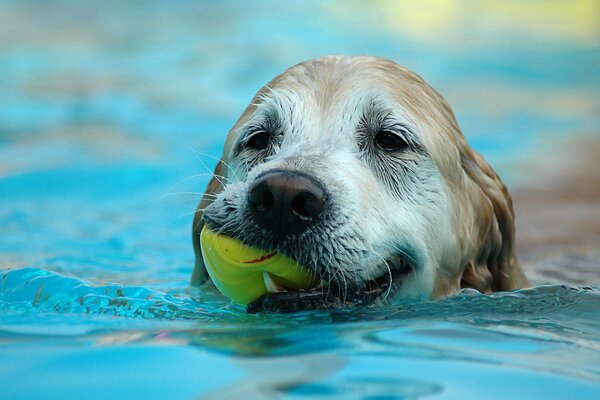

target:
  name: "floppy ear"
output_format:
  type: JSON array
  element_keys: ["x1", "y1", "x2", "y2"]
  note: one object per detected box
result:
[
  {"x1": 191, "y1": 160, "x2": 227, "y2": 286},
  {"x1": 459, "y1": 146, "x2": 528, "y2": 292}
]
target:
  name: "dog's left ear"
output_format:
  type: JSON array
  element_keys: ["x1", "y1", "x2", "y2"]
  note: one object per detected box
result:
[
  {"x1": 458, "y1": 145, "x2": 528, "y2": 292},
  {"x1": 426, "y1": 91, "x2": 527, "y2": 293},
  {"x1": 191, "y1": 160, "x2": 227, "y2": 286}
]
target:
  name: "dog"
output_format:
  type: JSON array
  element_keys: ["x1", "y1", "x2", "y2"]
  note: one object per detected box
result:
[{"x1": 191, "y1": 55, "x2": 528, "y2": 313}]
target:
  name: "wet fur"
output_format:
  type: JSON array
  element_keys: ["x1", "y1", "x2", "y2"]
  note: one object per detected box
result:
[{"x1": 191, "y1": 55, "x2": 528, "y2": 308}]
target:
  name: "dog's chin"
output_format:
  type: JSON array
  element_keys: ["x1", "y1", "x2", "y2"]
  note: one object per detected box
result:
[{"x1": 245, "y1": 254, "x2": 414, "y2": 314}]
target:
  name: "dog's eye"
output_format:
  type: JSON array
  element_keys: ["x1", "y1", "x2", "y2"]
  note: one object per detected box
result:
[
  {"x1": 246, "y1": 130, "x2": 270, "y2": 150},
  {"x1": 374, "y1": 130, "x2": 408, "y2": 151}
]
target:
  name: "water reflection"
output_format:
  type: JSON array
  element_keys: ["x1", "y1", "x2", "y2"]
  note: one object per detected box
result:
[{"x1": 200, "y1": 354, "x2": 348, "y2": 400}]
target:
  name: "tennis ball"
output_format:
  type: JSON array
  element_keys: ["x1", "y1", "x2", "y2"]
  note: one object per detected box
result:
[{"x1": 200, "y1": 226, "x2": 318, "y2": 305}]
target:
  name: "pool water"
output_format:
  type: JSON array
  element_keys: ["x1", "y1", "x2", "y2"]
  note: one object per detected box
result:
[{"x1": 1, "y1": 1, "x2": 599, "y2": 399}]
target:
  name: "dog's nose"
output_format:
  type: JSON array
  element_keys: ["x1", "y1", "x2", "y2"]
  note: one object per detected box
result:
[{"x1": 248, "y1": 170, "x2": 327, "y2": 238}]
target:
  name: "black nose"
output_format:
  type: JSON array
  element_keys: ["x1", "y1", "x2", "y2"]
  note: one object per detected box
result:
[{"x1": 248, "y1": 170, "x2": 327, "y2": 238}]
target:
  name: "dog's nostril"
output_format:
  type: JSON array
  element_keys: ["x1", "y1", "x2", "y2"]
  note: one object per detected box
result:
[
  {"x1": 251, "y1": 187, "x2": 274, "y2": 212},
  {"x1": 291, "y1": 193, "x2": 311, "y2": 220},
  {"x1": 291, "y1": 192, "x2": 324, "y2": 221},
  {"x1": 249, "y1": 182, "x2": 275, "y2": 212}
]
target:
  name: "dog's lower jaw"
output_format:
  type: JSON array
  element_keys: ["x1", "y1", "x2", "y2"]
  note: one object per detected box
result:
[{"x1": 246, "y1": 257, "x2": 413, "y2": 314}]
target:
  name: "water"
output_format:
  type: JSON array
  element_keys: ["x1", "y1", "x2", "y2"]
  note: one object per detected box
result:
[
  {"x1": 2, "y1": 268, "x2": 600, "y2": 399},
  {"x1": 1, "y1": 1, "x2": 600, "y2": 398}
]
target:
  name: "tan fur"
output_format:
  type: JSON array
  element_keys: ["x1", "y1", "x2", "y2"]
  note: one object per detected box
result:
[{"x1": 191, "y1": 55, "x2": 528, "y2": 297}]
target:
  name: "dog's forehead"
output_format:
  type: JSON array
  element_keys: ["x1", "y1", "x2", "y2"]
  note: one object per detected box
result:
[
  {"x1": 270, "y1": 58, "x2": 411, "y2": 125},
  {"x1": 226, "y1": 56, "x2": 462, "y2": 172},
  {"x1": 268, "y1": 56, "x2": 443, "y2": 121}
]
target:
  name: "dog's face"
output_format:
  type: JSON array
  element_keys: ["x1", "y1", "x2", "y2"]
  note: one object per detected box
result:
[{"x1": 192, "y1": 56, "x2": 527, "y2": 312}]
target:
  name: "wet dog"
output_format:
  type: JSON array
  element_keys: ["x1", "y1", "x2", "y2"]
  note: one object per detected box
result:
[{"x1": 191, "y1": 55, "x2": 528, "y2": 312}]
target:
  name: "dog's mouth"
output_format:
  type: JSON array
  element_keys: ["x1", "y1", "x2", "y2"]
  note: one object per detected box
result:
[
  {"x1": 202, "y1": 209, "x2": 415, "y2": 313},
  {"x1": 246, "y1": 254, "x2": 413, "y2": 313}
]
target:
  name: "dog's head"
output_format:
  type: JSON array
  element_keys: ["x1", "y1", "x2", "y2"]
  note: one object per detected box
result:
[{"x1": 192, "y1": 55, "x2": 527, "y2": 311}]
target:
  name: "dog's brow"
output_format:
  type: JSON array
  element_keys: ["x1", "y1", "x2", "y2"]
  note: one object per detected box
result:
[{"x1": 357, "y1": 100, "x2": 422, "y2": 150}]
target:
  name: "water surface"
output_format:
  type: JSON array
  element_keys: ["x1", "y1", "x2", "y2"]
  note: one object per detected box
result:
[{"x1": 1, "y1": 1, "x2": 599, "y2": 398}]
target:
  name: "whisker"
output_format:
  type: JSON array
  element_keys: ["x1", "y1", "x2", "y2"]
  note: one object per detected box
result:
[
  {"x1": 322, "y1": 251, "x2": 337, "y2": 298},
  {"x1": 175, "y1": 205, "x2": 214, "y2": 221},
  {"x1": 189, "y1": 149, "x2": 241, "y2": 183},
  {"x1": 197, "y1": 157, "x2": 228, "y2": 189},
  {"x1": 181, "y1": 137, "x2": 237, "y2": 185},
  {"x1": 393, "y1": 248, "x2": 417, "y2": 267},
  {"x1": 371, "y1": 250, "x2": 394, "y2": 301},
  {"x1": 163, "y1": 173, "x2": 230, "y2": 196},
  {"x1": 339, "y1": 268, "x2": 348, "y2": 306},
  {"x1": 186, "y1": 146, "x2": 230, "y2": 190},
  {"x1": 161, "y1": 191, "x2": 213, "y2": 198}
]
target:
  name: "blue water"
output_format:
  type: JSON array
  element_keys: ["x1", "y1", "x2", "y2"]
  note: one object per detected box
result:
[{"x1": 1, "y1": 1, "x2": 600, "y2": 399}]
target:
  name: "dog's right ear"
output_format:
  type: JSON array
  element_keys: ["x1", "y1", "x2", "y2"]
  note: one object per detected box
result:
[{"x1": 190, "y1": 160, "x2": 227, "y2": 286}]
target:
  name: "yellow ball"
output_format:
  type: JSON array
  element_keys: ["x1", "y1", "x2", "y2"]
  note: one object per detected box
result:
[{"x1": 200, "y1": 226, "x2": 318, "y2": 305}]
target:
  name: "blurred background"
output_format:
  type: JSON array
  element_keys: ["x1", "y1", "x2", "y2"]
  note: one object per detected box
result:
[
  {"x1": 1, "y1": 0, "x2": 599, "y2": 286},
  {"x1": 1, "y1": 2, "x2": 600, "y2": 399}
]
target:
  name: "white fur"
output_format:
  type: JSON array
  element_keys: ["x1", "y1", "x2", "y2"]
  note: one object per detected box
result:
[{"x1": 194, "y1": 55, "x2": 527, "y2": 303}]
